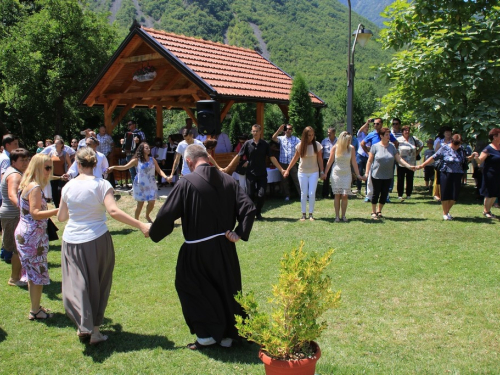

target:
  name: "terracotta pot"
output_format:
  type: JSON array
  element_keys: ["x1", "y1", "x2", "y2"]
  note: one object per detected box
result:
[{"x1": 258, "y1": 341, "x2": 321, "y2": 375}]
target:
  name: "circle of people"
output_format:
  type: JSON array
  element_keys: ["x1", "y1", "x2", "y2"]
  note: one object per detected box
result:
[{"x1": 1, "y1": 117, "x2": 499, "y2": 346}]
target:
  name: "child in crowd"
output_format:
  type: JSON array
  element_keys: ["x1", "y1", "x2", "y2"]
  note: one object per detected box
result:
[
  {"x1": 423, "y1": 139, "x2": 435, "y2": 192},
  {"x1": 36, "y1": 141, "x2": 44, "y2": 153}
]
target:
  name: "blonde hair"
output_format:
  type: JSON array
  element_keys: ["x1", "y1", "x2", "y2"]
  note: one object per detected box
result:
[
  {"x1": 335, "y1": 131, "x2": 352, "y2": 157},
  {"x1": 19, "y1": 153, "x2": 52, "y2": 191},
  {"x1": 75, "y1": 147, "x2": 97, "y2": 169}
]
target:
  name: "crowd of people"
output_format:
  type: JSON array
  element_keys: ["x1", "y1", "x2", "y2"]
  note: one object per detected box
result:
[{"x1": 1, "y1": 118, "x2": 499, "y2": 349}]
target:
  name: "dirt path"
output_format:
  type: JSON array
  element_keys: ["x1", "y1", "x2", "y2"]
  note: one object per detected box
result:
[
  {"x1": 249, "y1": 22, "x2": 270, "y2": 60},
  {"x1": 108, "y1": 0, "x2": 122, "y2": 23}
]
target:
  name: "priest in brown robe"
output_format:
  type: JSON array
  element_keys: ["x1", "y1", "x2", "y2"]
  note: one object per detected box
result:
[{"x1": 149, "y1": 144, "x2": 256, "y2": 349}]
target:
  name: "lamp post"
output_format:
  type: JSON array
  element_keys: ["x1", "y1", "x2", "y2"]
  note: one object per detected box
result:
[{"x1": 347, "y1": 0, "x2": 373, "y2": 134}]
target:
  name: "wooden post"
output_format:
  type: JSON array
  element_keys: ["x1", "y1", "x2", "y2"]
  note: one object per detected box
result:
[
  {"x1": 156, "y1": 105, "x2": 163, "y2": 138},
  {"x1": 104, "y1": 103, "x2": 113, "y2": 135},
  {"x1": 256, "y1": 102, "x2": 265, "y2": 133}
]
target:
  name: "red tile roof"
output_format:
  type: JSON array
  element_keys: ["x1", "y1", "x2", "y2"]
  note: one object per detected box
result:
[{"x1": 142, "y1": 27, "x2": 324, "y2": 105}]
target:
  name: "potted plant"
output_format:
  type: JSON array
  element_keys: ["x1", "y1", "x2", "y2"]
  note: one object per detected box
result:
[
  {"x1": 235, "y1": 242, "x2": 341, "y2": 375},
  {"x1": 133, "y1": 65, "x2": 157, "y2": 82}
]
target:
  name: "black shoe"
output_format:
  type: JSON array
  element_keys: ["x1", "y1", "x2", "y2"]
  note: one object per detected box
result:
[
  {"x1": 3, "y1": 250, "x2": 13, "y2": 264},
  {"x1": 256, "y1": 214, "x2": 264, "y2": 221}
]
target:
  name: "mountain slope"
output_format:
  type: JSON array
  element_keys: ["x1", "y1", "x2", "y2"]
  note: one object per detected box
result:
[
  {"x1": 337, "y1": 0, "x2": 394, "y2": 27},
  {"x1": 91, "y1": 0, "x2": 392, "y2": 114}
]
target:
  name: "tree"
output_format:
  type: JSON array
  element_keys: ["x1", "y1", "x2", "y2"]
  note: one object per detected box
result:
[
  {"x1": 288, "y1": 73, "x2": 315, "y2": 137},
  {"x1": 378, "y1": 0, "x2": 500, "y2": 139},
  {"x1": 0, "y1": 0, "x2": 118, "y2": 147},
  {"x1": 327, "y1": 81, "x2": 378, "y2": 132}
]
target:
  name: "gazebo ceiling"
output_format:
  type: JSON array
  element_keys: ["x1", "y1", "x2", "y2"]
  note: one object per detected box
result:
[{"x1": 80, "y1": 24, "x2": 326, "y2": 111}]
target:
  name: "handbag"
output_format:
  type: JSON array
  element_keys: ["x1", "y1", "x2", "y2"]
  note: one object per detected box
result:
[
  {"x1": 412, "y1": 136, "x2": 421, "y2": 160},
  {"x1": 47, "y1": 218, "x2": 59, "y2": 241}
]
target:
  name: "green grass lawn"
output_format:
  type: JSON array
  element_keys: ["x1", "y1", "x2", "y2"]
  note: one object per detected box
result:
[{"x1": 1, "y1": 179, "x2": 499, "y2": 374}]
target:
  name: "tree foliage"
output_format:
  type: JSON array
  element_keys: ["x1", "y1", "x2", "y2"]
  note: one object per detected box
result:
[
  {"x1": 378, "y1": 0, "x2": 500, "y2": 139},
  {"x1": 327, "y1": 81, "x2": 378, "y2": 132},
  {"x1": 288, "y1": 73, "x2": 315, "y2": 137},
  {"x1": 0, "y1": 0, "x2": 119, "y2": 147}
]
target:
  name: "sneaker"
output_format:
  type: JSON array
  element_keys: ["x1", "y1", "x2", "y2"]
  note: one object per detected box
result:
[
  {"x1": 406, "y1": 196, "x2": 411, "y2": 200},
  {"x1": 398, "y1": 197, "x2": 404, "y2": 201},
  {"x1": 447, "y1": 213, "x2": 453, "y2": 219},
  {"x1": 284, "y1": 196, "x2": 290, "y2": 201},
  {"x1": 386, "y1": 197, "x2": 391, "y2": 203},
  {"x1": 0, "y1": 248, "x2": 5, "y2": 260},
  {"x1": 443, "y1": 214, "x2": 451, "y2": 221},
  {"x1": 364, "y1": 197, "x2": 371, "y2": 203}
]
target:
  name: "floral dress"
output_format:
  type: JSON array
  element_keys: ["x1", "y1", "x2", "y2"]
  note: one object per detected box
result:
[
  {"x1": 14, "y1": 185, "x2": 50, "y2": 285},
  {"x1": 133, "y1": 157, "x2": 158, "y2": 201}
]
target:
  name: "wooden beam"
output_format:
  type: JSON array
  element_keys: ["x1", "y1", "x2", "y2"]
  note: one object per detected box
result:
[
  {"x1": 105, "y1": 99, "x2": 120, "y2": 118},
  {"x1": 111, "y1": 104, "x2": 133, "y2": 129},
  {"x1": 183, "y1": 107, "x2": 198, "y2": 126},
  {"x1": 102, "y1": 88, "x2": 198, "y2": 100},
  {"x1": 85, "y1": 36, "x2": 144, "y2": 105},
  {"x1": 109, "y1": 99, "x2": 195, "y2": 107},
  {"x1": 104, "y1": 103, "x2": 113, "y2": 134},
  {"x1": 220, "y1": 100, "x2": 235, "y2": 122},
  {"x1": 256, "y1": 102, "x2": 265, "y2": 133},
  {"x1": 156, "y1": 105, "x2": 163, "y2": 138},
  {"x1": 278, "y1": 104, "x2": 289, "y2": 121},
  {"x1": 120, "y1": 53, "x2": 163, "y2": 64}
]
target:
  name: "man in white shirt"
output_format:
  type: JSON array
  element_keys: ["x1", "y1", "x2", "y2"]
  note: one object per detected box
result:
[
  {"x1": 168, "y1": 129, "x2": 205, "y2": 180},
  {"x1": 321, "y1": 127, "x2": 337, "y2": 198},
  {"x1": 271, "y1": 124, "x2": 300, "y2": 201},
  {"x1": 64, "y1": 137, "x2": 108, "y2": 180},
  {"x1": 40, "y1": 135, "x2": 75, "y2": 157}
]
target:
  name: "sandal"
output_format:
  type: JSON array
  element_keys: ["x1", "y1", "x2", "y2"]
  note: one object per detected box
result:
[
  {"x1": 309, "y1": 214, "x2": 315, "y2": 221},
  {"x1": 483, "y1": 211, "x2": 496, "y2": 219},
  {"x1": 334, "y1": 217, "x2": 340, "y2": 223},
  {"x1": 371, "y1": 213, "x2": 379, "y2": 220},
  {"x1": 342, "y1": 216, "x2": 348, "y2": 223},
  {"x1": 77, "y1": 329, "x2": 91, "y2": 342},
  {"x1": 89, "y1": 332, "x2": 108, "y2": 345},
  {"x1": 187, "y1": 341, "x2": 215, "y2": 350},
  {"x1": 29, "y1": 306, "x2": 53, "y2": 320},
  {"x1": 300, "y1": 214, "x2": 306, "y2": 222},
  {"x1": 376, "y1": 212, "x2": 383, "y2": 218}
]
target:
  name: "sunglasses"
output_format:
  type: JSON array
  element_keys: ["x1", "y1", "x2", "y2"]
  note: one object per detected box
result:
[
  {"x1": 44, "y1": 166, "x2": 52, "y2": 171},
  {"x1": 392, "y1": 122, "x2": 400, "y2": 125}
]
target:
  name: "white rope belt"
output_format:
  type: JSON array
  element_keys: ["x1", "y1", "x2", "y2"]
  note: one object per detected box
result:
[{"x1": 184, "y1": 232, "x2": 226, "y2": 244}]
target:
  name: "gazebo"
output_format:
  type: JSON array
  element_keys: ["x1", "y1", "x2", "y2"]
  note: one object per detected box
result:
[{"x1": 79, "y1": 21, "x2": 326, "y2": 139}]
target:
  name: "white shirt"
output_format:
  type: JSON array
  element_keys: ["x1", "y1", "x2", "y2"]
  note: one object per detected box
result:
[
  {"x1": 357, "y1": 130, "x2": 368, "y2": 157},
  {"x1": 41, "y1": 144, "x2": 75, "y2": 156},
  {"x1": 176, "y1": 139, "x2": 205, "y2": 176},
  {"x1": 61, "y1": 178, "x2": 112, "y2": 243},
  {"x1": 67, "y1": 150, "x2": 109, "y2": 179}
]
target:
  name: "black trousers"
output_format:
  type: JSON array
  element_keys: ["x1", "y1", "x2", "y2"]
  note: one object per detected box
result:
[
  {"x1": 371, "y1": 177, "x2": 391, "y2": 205},
  {"x1": 246, "y1": 173, "x2": 267, "y2": 215},
  {"x1": 50, "y1": 179, "x2": 67, "y2": 208},
  {"x1": 396, "y1": 166, "x2": 414, "y2": 197},
  {"x1": 322, "y1": 159, "x2": 332, "y2": 197}
]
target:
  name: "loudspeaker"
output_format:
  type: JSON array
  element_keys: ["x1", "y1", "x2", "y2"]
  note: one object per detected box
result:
[{"x1": 197, "y1": 100, "x2": 220, "y2": 136}]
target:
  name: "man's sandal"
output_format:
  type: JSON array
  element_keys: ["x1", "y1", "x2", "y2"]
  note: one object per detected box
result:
[
  {"x1": 187, "y1": 341, "x2": 215, "y2": 350},
  {"x1": 376, "y1": 212, "x2": 383, "y2": 218},
  {"x1": 371, "y1": 213, "x2": 379, "y2": 220}
]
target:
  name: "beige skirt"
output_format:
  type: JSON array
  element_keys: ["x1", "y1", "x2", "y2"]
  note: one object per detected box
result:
[{"x1": 61, "y1": 231, "x2": 115, "y2": 334}]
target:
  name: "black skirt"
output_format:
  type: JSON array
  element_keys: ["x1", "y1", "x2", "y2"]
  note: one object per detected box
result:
[{"x1": 440, "y1": 172, "x2": 462, "y2": 201}]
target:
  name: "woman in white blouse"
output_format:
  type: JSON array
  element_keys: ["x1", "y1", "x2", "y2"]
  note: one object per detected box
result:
[
  {"x1": 58, "y1": 148, "x2": 150, "y2": 345},
  {"x1": 396, "y1": 126, "x2": 423, "y2": 200}
]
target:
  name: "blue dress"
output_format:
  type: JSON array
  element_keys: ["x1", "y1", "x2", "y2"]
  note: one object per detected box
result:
[
  {"x1": 480, "y1": 145, "x2": 500, "y2": 198},
  {"x1": 133, "y1": 157, "x2": 158, "y2": 201}
]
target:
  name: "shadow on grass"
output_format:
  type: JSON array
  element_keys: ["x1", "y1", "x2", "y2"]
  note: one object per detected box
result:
[
  {"x1": 0, "y1": 327, "x2": 7, "y2": 343},
  {"x1": 81, "y1": 323, "x2": 176, "y2": 363},
  {"x1": 49, "y1": 243, "x2": 61, "y2": 252},
  {"x1": 109, "y1": 228, "x2": 135, "y2": 236},
  {"x1": 44, "y1": 280, "x2": 62, "y2": 301},
  {"x1": 185, "y1": 340, "x2": 262, "y2": 365}
]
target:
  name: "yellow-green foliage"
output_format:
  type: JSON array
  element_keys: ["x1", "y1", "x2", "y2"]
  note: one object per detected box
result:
[{"x1": 235, "y1": 242, "x2": 341, "y2": 361}]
